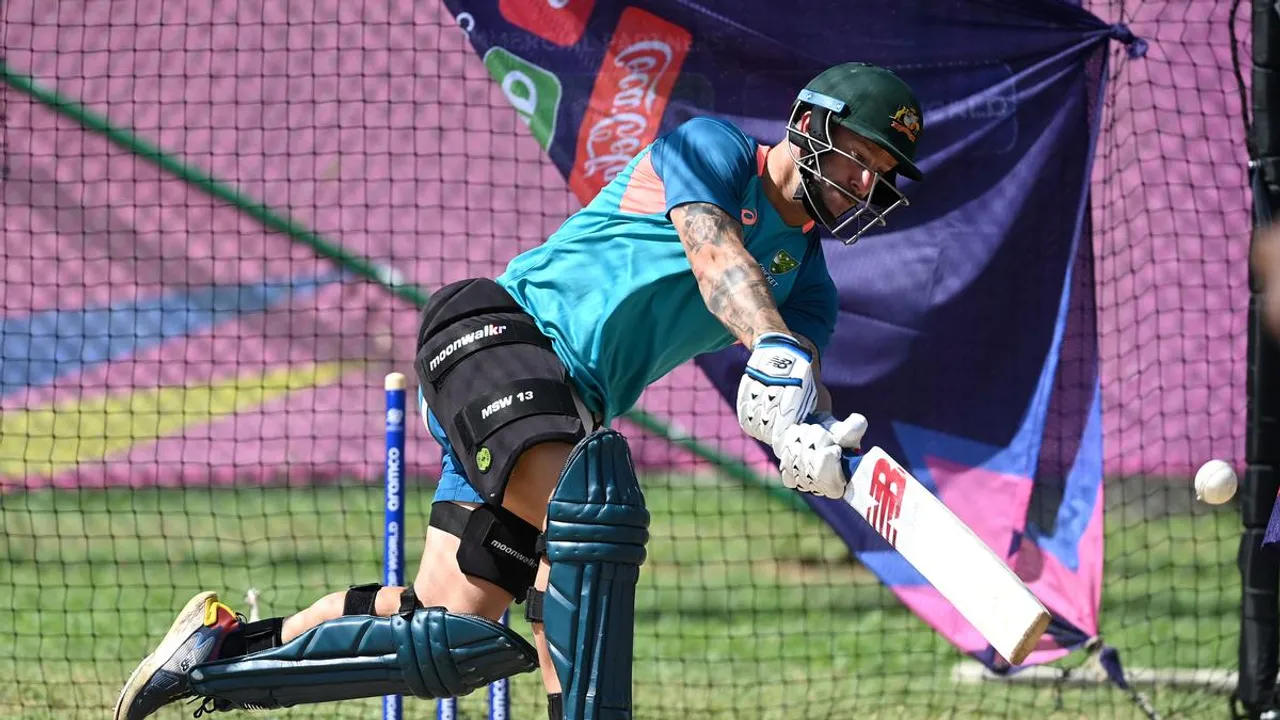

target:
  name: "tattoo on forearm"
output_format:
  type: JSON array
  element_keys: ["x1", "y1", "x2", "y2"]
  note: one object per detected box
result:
[
  {"x1": 679, "y1": 203, "x2": 738, "y2": 254},
  {"x1": 677, "y1": 203, "x2": 787, "y2": 345},
  {"x1": 704, "y1": 262, "x2": 783, "y2": 342}
]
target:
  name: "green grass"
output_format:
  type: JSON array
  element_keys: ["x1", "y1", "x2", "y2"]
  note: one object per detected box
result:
[{"x1": 0, "y1": 475, "x2": 1241, "y2": 719}]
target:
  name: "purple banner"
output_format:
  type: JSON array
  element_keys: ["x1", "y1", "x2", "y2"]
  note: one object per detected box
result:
[{"x1": 432, "y1": 0, "x2": 1123, "y2": 672}]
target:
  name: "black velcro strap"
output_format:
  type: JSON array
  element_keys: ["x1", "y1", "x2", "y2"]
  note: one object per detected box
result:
[
  {"x1": 428, "y1": 501, "x2": 471, "y2": 538},
  {"x1": 419, "y1": 317, "x2": 552, "y2": 387},
  {"x1": 524, "y1": 588, "x2": 544, "y2": 624},
  {"x1": 454, "y1": 378, "x2": 581, "y2": 453},
  {"x1": 240, "y1": 617, "x2": 284, "y2": 655},
  {"x1": 547, "y1": 693, "x2": 564, "y2": 720},
  {"x1": 218, "y1": 617, "x2": 284, "y2": 659},
  {"x1": 398, "y1": 587, "x2": 422, "y2": 617},
  {"x1": 343, "y1": 583, "x2": 382, "y2": 616}
]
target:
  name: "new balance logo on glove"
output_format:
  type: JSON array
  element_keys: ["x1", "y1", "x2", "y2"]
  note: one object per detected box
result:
[{"x1": 768, "y1": 356, "x2": 794, "y2": 371}]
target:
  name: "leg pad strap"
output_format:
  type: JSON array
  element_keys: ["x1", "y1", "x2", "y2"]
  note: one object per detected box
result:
[{"x1": 343, "y1": 583, "x2": 381, "y2": 616}]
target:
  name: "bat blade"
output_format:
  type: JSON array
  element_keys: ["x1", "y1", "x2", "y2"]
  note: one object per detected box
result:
[{"x1": 843, "y1": 447, "x2": 1051, "y2": 666}]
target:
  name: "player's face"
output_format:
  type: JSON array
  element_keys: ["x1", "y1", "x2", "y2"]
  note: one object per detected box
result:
[
  {"x1": 786, "y1": 108, "x2": 911, "y2": 244},
  {"x1": 817, "y1": 125, "x2": 898, "y2": 216}
]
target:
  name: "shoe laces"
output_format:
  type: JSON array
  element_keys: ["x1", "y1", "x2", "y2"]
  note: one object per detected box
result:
[
  {"x1": 189, "y1": 696, "x2": 230, "y2": 718},
  {"x1": 190, "y1": 696, "x2": 270, "y2": 717}
]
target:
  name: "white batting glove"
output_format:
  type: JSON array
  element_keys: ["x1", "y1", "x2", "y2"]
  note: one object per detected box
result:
[
  {"x1": 777, "y1": 413, "x2": 868, "y2": 499},
  {"x1": 737, "y1": 333, "x2": 818, "y2": 452}
]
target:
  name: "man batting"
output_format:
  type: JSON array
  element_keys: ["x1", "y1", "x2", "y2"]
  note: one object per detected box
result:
[{"x1": 114, "y1": 61, "x2": 926, "y2": 720}]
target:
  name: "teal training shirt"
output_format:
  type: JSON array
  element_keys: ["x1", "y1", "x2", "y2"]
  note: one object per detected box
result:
[{"x1": 496, "y1": 117, "x2": 839, "y2": 424}]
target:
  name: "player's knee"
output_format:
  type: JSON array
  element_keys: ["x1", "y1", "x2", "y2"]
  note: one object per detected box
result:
[
  {"x1": 424, "y1": 500, "x2": 543, "y2": 612},
  {"x1": 537, "y1": 429, "x2": 649, "y2": 715},
  {"x1": 524, "y1": 430, "x2": 648, "y2": 618}
]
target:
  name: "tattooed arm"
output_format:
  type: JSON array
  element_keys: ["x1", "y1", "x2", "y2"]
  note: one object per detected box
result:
[
  {"x1": 672, "y1": 201, "x2": 823, "y2": 448},
  {"x1": 670, "y1": 202, "x2": 790, "y2": 348}
]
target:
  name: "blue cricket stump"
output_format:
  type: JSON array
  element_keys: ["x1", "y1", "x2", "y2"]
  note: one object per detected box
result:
[
  {"x1": 384, "y1": 372, "x2": 514, "y2": 720},
  {"x1": 384, "y1": 373, "x2": 407, "y2": 720}
]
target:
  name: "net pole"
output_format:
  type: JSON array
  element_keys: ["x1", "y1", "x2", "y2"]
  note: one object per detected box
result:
[
  {"x1": 1239, "y1": 0, "x2": 1280, "y2": 711},
  {"x1": 384, "y1": 373, "x2": 408, "y2": 720}
]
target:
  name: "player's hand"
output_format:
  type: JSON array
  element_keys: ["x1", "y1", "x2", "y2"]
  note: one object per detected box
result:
[
  {"x1": 777, "y1": 413, "x2": 868, "y2": 499},
  {"x1": 737, "y1": 333, "x2": 818, "y2": 451}
]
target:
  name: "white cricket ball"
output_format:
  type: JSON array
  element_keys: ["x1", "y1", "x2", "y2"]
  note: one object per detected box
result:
[{"x1": 1194, "y1": 459, "x2": 1238, "y2": 505}]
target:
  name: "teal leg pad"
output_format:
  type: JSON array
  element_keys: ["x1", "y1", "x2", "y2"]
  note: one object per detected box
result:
[
  {"x1": 544, "y1": 429, "x2": 650, "y2": 720},
  {"x1": 187, "y1": 608, "x2": 536, "y2": 710}
]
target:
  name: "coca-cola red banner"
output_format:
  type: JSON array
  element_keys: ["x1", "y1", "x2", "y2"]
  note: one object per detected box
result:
[
  {"x1": 565, "y1": 7, "x2": 689, "y2": 202},
  {"x1": 449, "y1": 2, "x2": 694, "y2": 204}
]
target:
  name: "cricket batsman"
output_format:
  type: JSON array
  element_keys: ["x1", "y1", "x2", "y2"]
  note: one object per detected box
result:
[{"x1": 114, "y1": 61, "x2": 926, "y2": 720}]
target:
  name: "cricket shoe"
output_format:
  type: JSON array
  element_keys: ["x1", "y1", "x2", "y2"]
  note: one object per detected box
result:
[{"x1": 114, "y1": 591, "x2": 241, "y2": 720}]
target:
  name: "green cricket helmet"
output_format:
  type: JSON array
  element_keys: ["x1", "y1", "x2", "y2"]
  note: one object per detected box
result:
[{"x1": 786, "y1": 62, "x2": 925, "y2": 244}]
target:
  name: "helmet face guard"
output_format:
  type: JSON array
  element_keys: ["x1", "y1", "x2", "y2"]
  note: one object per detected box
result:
[{"x1": 785, "y1": 92, "x2": 910, "y2": 245}]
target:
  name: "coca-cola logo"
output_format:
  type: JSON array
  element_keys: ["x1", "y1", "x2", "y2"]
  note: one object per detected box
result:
[
  {"x1": 580, "y1": 41, "x2": 673, "y2": 184},
  {"x1": 613, "y1": 41, "x2": 674, "y2": 112},
  {"x1": 568, "y1": 9, "x2": 690, "y2": 203}
]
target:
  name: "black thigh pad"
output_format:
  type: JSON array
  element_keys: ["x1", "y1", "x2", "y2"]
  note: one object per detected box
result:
[{"x1": 415, "y1": 278, "x2": 587, "y2": 504}]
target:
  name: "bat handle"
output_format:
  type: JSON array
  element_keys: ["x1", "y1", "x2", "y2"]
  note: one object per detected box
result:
[{"x1": 842, "y1": 451, "x2": 865, "y2": 477}]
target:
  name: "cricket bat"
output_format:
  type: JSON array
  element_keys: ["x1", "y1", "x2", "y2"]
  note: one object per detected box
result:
[{"x1": 842, "y1": 447, "x2": 1052, "y2": 666}]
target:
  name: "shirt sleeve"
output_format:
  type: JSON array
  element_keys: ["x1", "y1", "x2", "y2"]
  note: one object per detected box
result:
[
  {"x1": 780, "y1": 240, "x2": 839, "y2": 356},
  {"x1": 648, "y1": 117, "x2": 756, "y2": 218}
]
